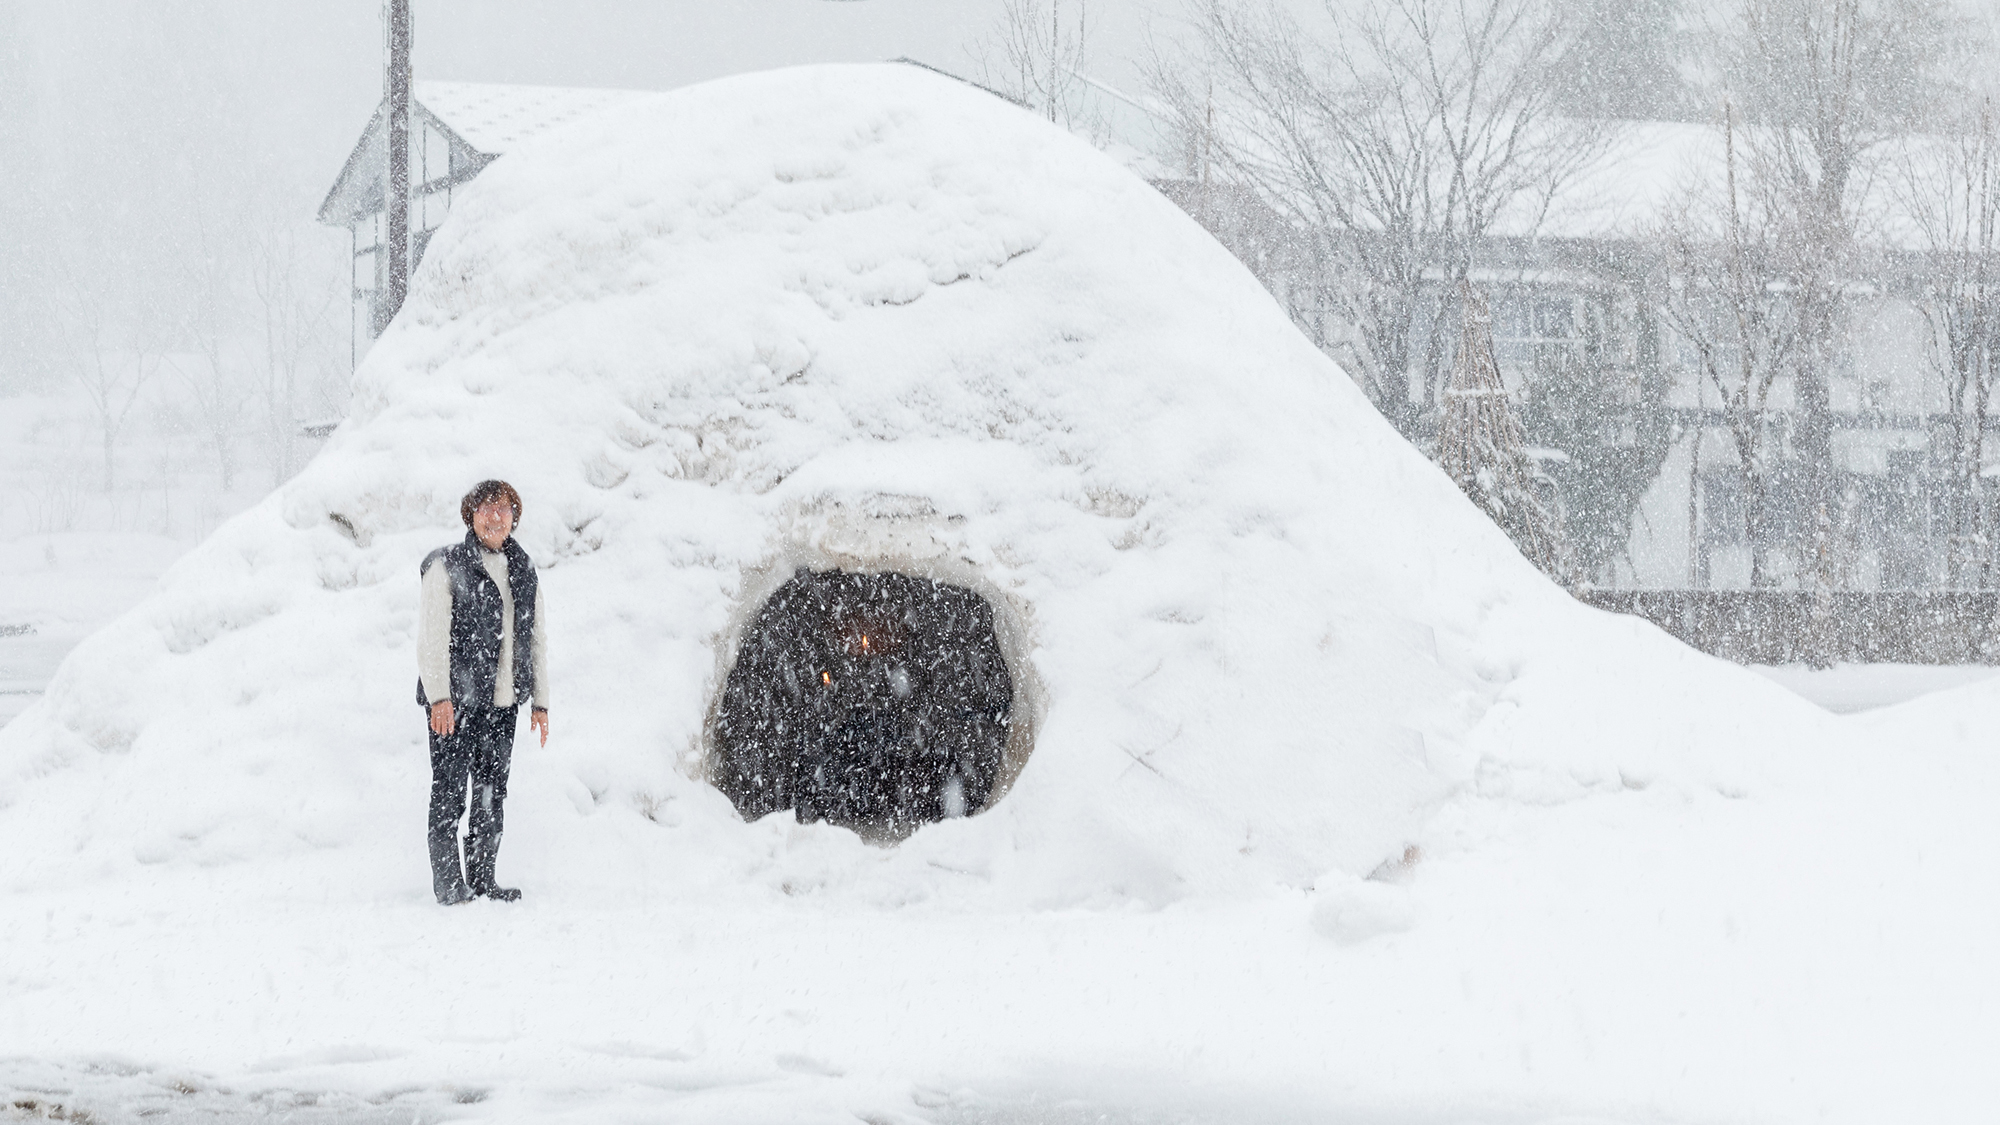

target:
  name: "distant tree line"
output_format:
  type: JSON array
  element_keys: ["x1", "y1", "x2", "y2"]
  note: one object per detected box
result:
[
  {"x1": 18, "y1": 190, "x2": 348, "y2": 496},
  {"x1": 0, "y1": 3, "x2": 352, "y2": 499}
]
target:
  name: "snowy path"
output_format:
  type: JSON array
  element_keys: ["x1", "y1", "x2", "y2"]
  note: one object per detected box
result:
[{"x1": 5, "y1": 722, "x2": 1995, "y2": 1125}]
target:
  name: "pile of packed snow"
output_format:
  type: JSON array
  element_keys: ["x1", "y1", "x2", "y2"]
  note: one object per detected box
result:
[
  {"x1": 0, "y1": 65, "x2": 1991, "y2": 1125},
  {"x1": 2, "y1": 64, "x2": 1594, "y2": 899}
]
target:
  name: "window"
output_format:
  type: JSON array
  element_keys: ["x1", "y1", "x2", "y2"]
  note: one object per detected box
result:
[{"x1": 1492, "y1": 292, "x2": 1584, "y2": 385}]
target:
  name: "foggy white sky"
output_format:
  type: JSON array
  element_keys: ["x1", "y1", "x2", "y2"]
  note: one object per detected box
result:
[
  {"x1": 8, "y1": 0, "x2": 1172, "y2": 216},
  {"x1": 0, "y1": 1, "x2": 1177, "y2": 388},
  {"x1": 421, "y1": 1, "x2": 1166, "y2": 93}
]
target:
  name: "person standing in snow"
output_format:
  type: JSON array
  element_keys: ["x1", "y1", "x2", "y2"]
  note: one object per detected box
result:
[{"x1": 417, "y1": 480, "x2": 550, "y2": 905}]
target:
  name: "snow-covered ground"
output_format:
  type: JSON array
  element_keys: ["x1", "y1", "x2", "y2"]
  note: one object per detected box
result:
[
  {"x1": 1746, "y1": 661, "x2": 2000, "y2": 713},
  {"x1": 2, "y1": 65, "x2": 1996, "y2": 1125}
]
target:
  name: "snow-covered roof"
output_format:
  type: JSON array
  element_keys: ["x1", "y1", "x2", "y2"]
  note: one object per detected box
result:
[
  {"x1": 316, "y1": 80, "x2": 655, "y2": 226},
  {"x1": 1539, "y1": 121, "x2": 1979, "y2": 252},
  {"x1": 1530, "y1": 120, "x2": 1726, "y2": 241},
  {"x1": 412, "y1": 80, "x2": 654, "y2": 155}
]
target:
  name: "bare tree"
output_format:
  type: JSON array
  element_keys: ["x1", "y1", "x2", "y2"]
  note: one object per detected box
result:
[
  {"x1": 1896, "y1": 103, "x2": 2000, "y2": 586},
  {"x1": 1658, "y1": 104, "x2": 1796, "y2": 587},
  {"x1": 166, "y1": 216, "x2": 256, "y2": 491},
  {"x1": 247, "y1": 211, "x2": 344, "y2": 484},
  {"x1": 1709, "y1": 0, "x2": 1965, "y2": 589},
  {"x1": 973, "y1": 0, "x2": 1095, "y2": 126},
  {"x1": 50, "y1": 253, "x2": 160, "y2": 492},
  {"x1": 1150, "y1": 0, "x2": 1601, "y2": 440}
]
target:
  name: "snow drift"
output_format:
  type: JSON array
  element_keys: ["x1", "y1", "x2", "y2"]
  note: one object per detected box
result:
[{"x1": 0, "y1": 64, "x2": 1815, "y2": 902}]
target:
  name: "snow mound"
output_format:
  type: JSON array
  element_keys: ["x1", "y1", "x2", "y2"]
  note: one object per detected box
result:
[{"x1": 0, "y1": 64, "x2": 1815, "y2": 906}]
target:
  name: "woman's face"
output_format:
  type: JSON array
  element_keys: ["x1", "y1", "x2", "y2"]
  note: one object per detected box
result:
[{"x1": 472, "y1": 498, "x2": 515, "y2": 549}]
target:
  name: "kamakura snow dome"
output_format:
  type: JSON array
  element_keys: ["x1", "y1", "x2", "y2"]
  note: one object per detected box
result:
[{"x1": 0, "y1": 63, "x2": 1644, "y2": 901}]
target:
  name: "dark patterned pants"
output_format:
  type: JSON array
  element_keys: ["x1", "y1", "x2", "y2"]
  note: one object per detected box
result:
[{"x1": 428, "y1": 704, "x2": 518, "y2": 840}]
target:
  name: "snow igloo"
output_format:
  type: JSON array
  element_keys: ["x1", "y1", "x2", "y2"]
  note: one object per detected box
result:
[{"x1": 0, "y1": 64, "x2": 1581, "y2": 901}]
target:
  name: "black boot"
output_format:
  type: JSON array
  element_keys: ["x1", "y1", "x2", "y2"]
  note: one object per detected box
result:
[
  {"x1": 465, "y1": 832, "x2": 521, "y2": 902},
  {"x1": 429, "y1": 827, "x2": 476, "y2": 905}
]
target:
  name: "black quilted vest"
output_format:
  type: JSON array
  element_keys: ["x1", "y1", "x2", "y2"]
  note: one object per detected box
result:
[{"x1": 416, "y1": 531, "x2": 539, "y2": 709}]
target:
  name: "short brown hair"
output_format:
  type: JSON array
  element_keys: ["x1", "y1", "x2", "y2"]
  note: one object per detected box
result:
[{"x1": 461, "y1": 479, "x2": 523, "y2": 527}]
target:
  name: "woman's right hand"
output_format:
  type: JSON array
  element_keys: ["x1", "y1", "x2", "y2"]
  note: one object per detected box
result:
[{"x1": 429, "y1": 700, "x2": 455, "y2": 736}]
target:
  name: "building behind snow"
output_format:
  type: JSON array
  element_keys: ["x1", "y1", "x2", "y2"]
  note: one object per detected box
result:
[
  {"x1": 317, "y1": 81, "x2": 651, "y2": 366},
  {"x1": 1152, "y1": 119, "x2": 2000, "y2": 660}
]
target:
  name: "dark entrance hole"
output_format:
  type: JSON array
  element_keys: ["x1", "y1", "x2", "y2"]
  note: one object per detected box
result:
[{"x1": 712, "y1": 568, "x2": 1015, "y2": 836}]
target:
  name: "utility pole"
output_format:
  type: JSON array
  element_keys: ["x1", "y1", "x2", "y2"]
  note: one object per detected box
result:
[
  {"x1": 1050, "y1": 0, "x2": 1059, "y2": 123},
  {"x1": 382, "y1": 0, "x2": 412, "y2": 331}
]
